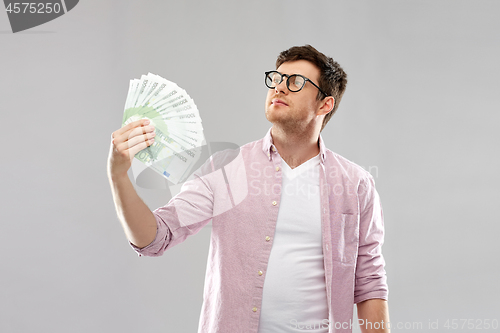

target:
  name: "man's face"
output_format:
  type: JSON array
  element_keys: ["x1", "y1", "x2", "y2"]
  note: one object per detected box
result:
[{"x1": 265, "y1": 60, "x2": 323, "y2": 131}]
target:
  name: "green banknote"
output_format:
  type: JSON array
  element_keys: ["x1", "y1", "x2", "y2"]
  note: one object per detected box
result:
[{"x1": 122, "y1": 73, "x2": 205, "y2": 184}]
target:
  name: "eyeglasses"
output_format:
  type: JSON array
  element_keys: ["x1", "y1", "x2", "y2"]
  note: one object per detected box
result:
[{"x1": 265, "y1": 71, "x2": 329, "y2": 98}]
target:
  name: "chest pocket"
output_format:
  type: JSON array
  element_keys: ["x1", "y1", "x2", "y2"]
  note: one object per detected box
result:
[{"x1": 331, "y1": 213, "x2": 359, "y2": 263}]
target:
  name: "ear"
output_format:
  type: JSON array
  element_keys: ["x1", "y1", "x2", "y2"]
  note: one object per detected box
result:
[{"x1": 317, "y1": 96, "x2": 335, "y2": 116}]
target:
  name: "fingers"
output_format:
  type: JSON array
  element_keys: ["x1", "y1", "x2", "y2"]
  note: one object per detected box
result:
[
  {"x1": 111, "y1": 133, "x2": 155, "y2": 163},
  {"x1": 110, "y1": 118, "x2": 157, "y2": 161},
  {"x1": 127, "y1": 138, "x2": 155, "y2": 159},
  {"x1": 111, "y1": 120, "x2": 155, "y2": 146},
  {"x1": 113, "y1": 118, "x2": 150, "y2": 138},
  {"x1": 108, "y1": 118, "x2": 156, "y2": 178},
  {"x1": 116, "y1": 129, "x2": 156, "y2": 153}
]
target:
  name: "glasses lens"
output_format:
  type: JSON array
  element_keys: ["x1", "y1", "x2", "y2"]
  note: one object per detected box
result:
[
  {"x1": 287, "y1": 75, "x2": 305, "y2": 92},
  {"x1": 266, "y1": 72, "x2": 281, "y2": 88}
]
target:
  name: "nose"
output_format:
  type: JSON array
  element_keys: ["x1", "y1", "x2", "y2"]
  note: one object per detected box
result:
[{"x1": 274, "y1": 76, "x2": 289, "y2": 95}]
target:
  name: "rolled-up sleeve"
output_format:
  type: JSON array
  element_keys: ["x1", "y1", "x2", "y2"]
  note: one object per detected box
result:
[
  {"x1": 129, "y1": 213, "x2": 173, "y2": 257},
  {"x1": 354, "y1": 174, "x2": 389, "y2": 303}
]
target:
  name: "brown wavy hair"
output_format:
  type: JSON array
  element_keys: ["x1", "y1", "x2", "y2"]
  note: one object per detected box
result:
[{"x1": 276, "y1": 45, "x2": 347, "y2": 131}]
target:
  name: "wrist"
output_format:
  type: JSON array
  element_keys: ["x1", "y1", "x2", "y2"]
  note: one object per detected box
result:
[{"x1": 108, "y1": 169, "x2": 130, "y2": 184}]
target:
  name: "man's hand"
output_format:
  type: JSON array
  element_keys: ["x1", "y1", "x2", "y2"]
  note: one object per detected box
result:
[{"x1": 107, "y1": 118, "x2": 155, "y2": 180}]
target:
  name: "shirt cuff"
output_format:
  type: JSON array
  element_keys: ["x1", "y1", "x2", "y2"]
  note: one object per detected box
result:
[
  {"x1": 128, "y1": 213, "x2": 171, "y2": 257},
  {"x1": 354, "y1": 289, "x2": 389, "y2": 304}
]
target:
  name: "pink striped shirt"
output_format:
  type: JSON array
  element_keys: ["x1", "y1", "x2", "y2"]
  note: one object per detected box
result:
[{"x1": 131, "y1": 128, "x2": 388, "y2": 333}]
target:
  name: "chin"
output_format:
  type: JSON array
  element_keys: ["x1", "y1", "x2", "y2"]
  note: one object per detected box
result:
[
  {"x1": 265, "y1": 108, "x2": 281, "y2": 123},
  {"x1": 264, "y1": 111, "x2": 274, "y2": 123},
  {"x1": 266, "y1": 105, "x2": 291, "y2": 121}
]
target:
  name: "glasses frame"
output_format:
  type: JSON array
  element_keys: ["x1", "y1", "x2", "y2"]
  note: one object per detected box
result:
[{"x1": 265, "y1": 71, "x2": 329, "y2": 98}]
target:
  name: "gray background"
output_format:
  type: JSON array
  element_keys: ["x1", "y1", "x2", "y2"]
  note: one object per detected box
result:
[{"x1": 1, "y1": 1, "x2": 499, "y2": 332}]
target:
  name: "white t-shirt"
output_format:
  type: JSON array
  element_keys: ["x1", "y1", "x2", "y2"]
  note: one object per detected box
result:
[{"x1": 258, "y1": 154, "x2": 329, "y2": 333}]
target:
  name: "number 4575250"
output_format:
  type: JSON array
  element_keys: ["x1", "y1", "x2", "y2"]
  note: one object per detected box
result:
[
  {"x1": 443, "y1": 319, "x2": 498, "y2": 330},
  {"x1": 5, "y1": 3, "x2": 62, "y2": 14}
]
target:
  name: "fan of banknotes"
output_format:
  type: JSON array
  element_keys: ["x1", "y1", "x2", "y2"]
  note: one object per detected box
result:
[{"x1": 122, "y1": 73, "x2": 205, "y2": 184}]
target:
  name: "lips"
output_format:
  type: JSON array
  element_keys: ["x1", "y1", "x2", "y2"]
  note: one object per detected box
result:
[{"x1": 272, "y1": 98, "x2": 288, "y2": 106}]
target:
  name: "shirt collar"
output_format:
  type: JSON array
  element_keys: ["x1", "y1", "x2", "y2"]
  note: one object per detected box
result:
[{"x1": 262, "y1": 127, "x2": 326, "y2": 164}]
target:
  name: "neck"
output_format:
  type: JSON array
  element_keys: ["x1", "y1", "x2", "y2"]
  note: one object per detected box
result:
[{"x1": 270, "y1": 124, "x2": 321, "y2": 169}]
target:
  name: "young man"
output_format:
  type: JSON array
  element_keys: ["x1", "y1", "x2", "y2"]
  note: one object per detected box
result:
[{"x1": 108, "y1": 45, "x2": 390, "y2": 333}]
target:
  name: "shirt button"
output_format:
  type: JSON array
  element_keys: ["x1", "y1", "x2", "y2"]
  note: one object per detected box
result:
[
  {"x1": 275, "y1": 166, "x2": 280, "y2": 171},
  {"x1": 272, "y1": 201, "x2": 277, "y2": 206},
  {"x1": 258, "y1": 270, "x2": 263, "y2": 276},
  {"x1": 265, "y1": 236, "x2": 271, "y2": 242},
  {"x1": 271, "y1": 146, "x2": 276, "y2": 152},
  {"x1": 252, "y1": 307, "x2": 257, "y2": 312}
]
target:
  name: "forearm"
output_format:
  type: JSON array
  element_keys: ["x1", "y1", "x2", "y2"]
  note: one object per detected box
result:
[
  {"x1": 357, "y1": 299, "x2": 390, "y2": 333},
  {"x1": 108, "y1": 172, "x2": 157, "y2": 248}
]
